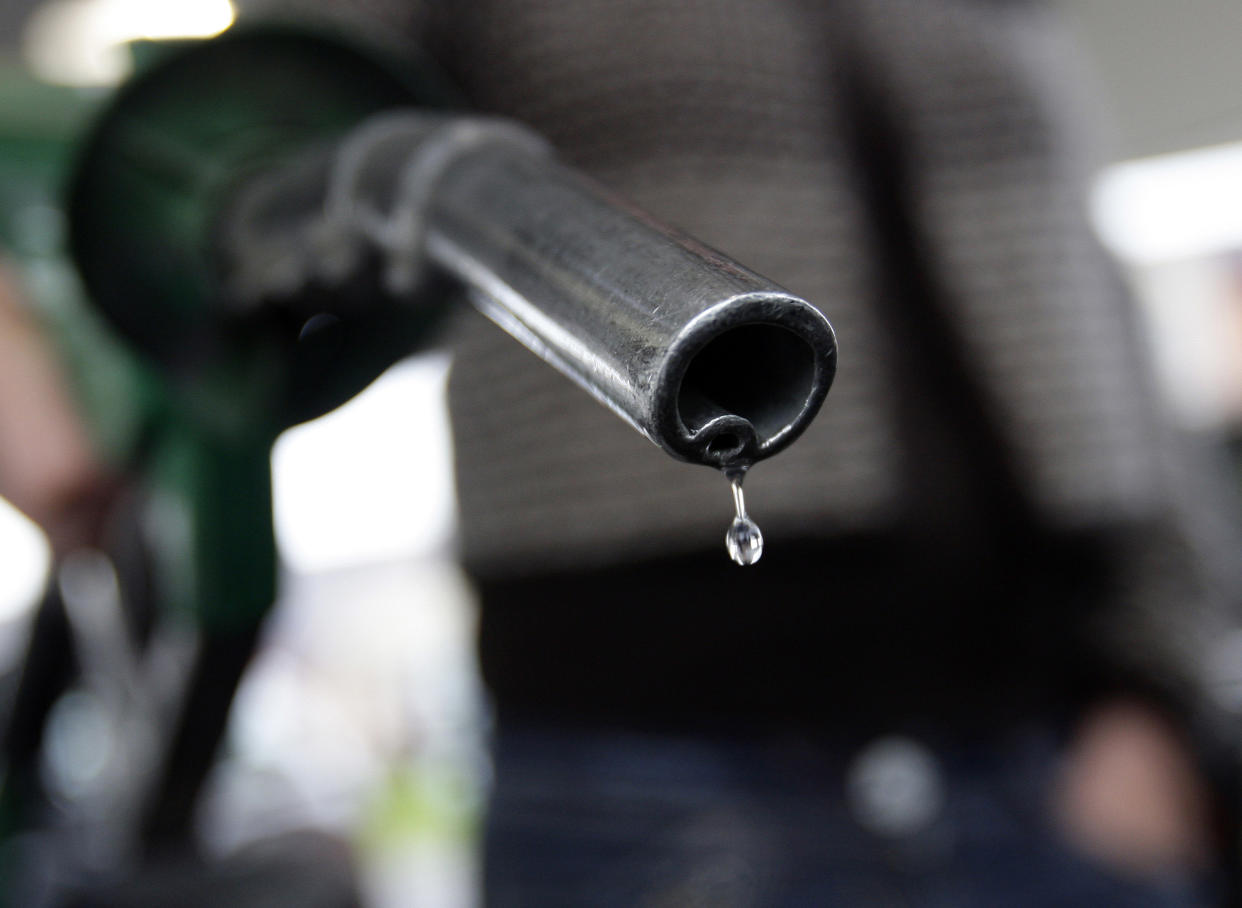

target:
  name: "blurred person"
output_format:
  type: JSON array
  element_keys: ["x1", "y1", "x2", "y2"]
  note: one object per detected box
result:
[
  {"x1": 245, "y1": 1, "x2": 1242, "y2": 905},
  {"x1": 204, "y1": 0, "x2": 1242, "y2": 903}
]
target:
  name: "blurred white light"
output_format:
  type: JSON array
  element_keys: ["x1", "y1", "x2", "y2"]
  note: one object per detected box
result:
[
  {"x1": 1129, "y1": 258, "x2": 1242, "y2": 430},
  {"x1": 1093, "y1": 141, "x2": 1242, "y2": 265},
  {"x1": 1209, "y1": 629, "x2": 1242, "y2": 714},
  {"x1": 846, "y1": 736, "x2": 945, "y2": 838},
  {"x1": 42, "y1": 689, "x2": 115, "y2": 800},
  {"x1": 0, "y1": 496, "x2": 50, "y2": 625},
  {"x1": 271, "y1": 355, "x2": 457, "y2": 574},
  {"x1": 24, "y1": 0, "x2": 236, "y2": 86}
]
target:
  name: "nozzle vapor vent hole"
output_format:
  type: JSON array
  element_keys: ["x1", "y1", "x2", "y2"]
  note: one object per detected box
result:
[{"x1": 706, "y1": 433, "x2": 741, "y2": 457}]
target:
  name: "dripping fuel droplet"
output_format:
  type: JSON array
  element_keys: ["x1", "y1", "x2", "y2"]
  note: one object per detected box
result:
[{"x1": 725, "y1": 471, "x2": 763, "y2": 566}]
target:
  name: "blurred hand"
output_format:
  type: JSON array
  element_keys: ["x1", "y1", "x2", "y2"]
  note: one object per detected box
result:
[
  {"x1": 0, "y1": 261, "x2": 118, "y2": 556},
  {"x1": 1054, "y1": 697, "x2": 1213, "y2": 877}
]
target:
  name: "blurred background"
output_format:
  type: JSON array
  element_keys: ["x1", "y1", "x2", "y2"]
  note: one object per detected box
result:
[{"x1": 0, "y1": 1, "x2": 1240, "y2": 905}]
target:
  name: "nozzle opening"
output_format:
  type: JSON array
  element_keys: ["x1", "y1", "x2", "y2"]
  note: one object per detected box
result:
[
  {"x1": 677, "y1": 323, "x2": 817, "y2": 461},
  {"x1": 706, "y1": 432, "x2": 742, "y2": 457}
]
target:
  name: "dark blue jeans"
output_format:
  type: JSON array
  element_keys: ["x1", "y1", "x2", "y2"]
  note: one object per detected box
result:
[{"x1": 483, "y1": 722, "x2": 1216, "y2": 907}]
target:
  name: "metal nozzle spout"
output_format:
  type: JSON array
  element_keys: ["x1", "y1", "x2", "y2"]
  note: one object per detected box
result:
[
  {"x1": 658, "y1": 300, "x2": 835, "y2": 467},
  {"x1": 223, "y1": 113, "x2": 838, "y2": 468}
]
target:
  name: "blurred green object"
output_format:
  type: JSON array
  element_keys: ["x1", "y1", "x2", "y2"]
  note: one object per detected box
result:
[
  {"x1": 57, "y1": 20, "x2": 455, "y2": 629},
  {"x1": 3, "y1": 20, "x2": 453, "y2": 635},
  {"x1": 69, "y1": 22, "x2": 458, "y2": 431},
  {"x1": 1, "y1": 23, "x2": 458, "y2": 895}
]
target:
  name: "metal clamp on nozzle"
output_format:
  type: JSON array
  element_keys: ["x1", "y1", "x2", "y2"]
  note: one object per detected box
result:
[{"x1": 223, "y1": 112, "x2": 838, "y2": 470}]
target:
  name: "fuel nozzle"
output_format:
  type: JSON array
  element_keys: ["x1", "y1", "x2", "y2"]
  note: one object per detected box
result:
[
  {"x1": 221, "y1": 113, "x2": 837, "y2": 470},
  {"x1": 69, "y1": 26, "x2": 836, "y2": 471}
]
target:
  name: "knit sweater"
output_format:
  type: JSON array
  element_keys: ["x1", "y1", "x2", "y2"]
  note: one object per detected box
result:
[{"x1": 252, "y1": 0, "x2": 1242, "y2": 719}]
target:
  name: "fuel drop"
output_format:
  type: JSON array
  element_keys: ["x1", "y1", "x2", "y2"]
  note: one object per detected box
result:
[{"x1": 724, "y1": 470, "x2": 763, "y2": 566}]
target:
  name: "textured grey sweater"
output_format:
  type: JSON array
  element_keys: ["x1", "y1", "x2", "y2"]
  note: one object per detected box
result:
[
  {"x1": 254, "y1": 0, "x2": 1242, "y2": 713},
  {"x1": 430, "y1": 0, "x2": 1238, "y2": 699}
]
